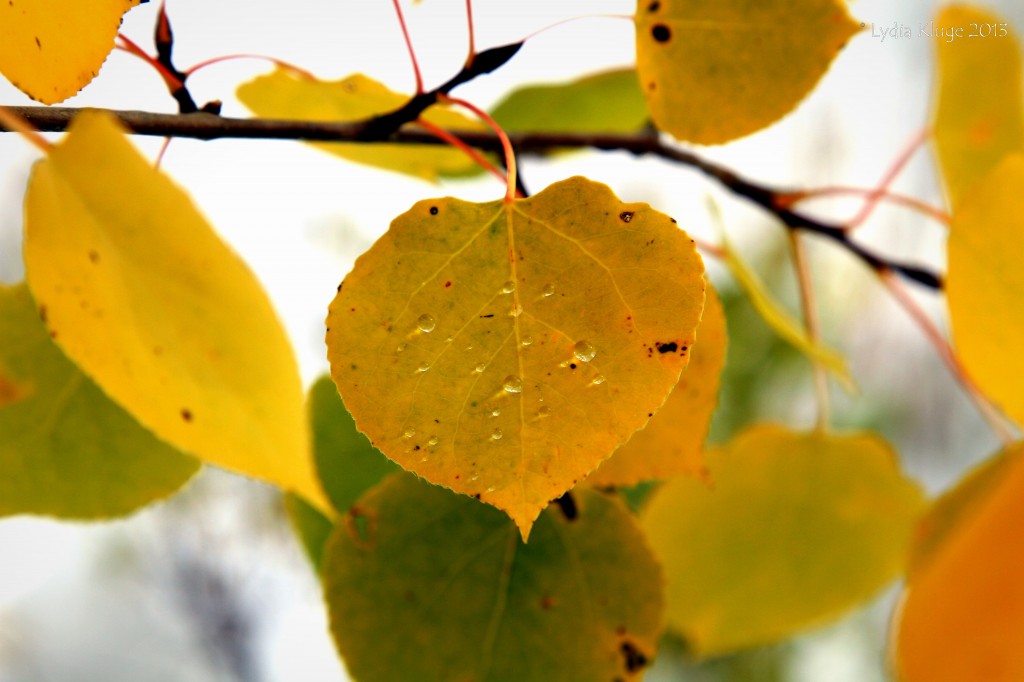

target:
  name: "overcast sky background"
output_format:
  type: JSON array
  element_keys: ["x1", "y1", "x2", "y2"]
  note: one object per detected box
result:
[{"x1": 1, "y1": 1, "x2": 1023, "y2": 680}]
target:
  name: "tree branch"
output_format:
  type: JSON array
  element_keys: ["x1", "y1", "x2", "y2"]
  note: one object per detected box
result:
[{"x1": 1, "y1": 105, "x2": 941, "y2": 290}]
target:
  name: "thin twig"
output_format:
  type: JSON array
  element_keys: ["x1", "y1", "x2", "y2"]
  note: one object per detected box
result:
[
  {"x1": 1, "y1": 106, "x2": 941, "y2": 289},
  {"x1": 789, "y1": 231, "x2": 831, "y2": 431}
]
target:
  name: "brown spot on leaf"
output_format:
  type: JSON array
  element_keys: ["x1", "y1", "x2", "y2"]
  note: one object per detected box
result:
[
  {"x1": 444, "y1": 281, "x2": 452, "y2": 288},
  {"x1": 554, "y1": 492, "x2": 578, "y2": 521},
  {"x1": 652, "y1": 24, "x2": 671, "y2": 43},
  {"x1": 620, "y1": 641, "x2": 649, "y2": 673},
  {"x1": 38, "y1": 305, "x2": 47, "y2": 323},
  {"x1": 647, "y1": 0, "x2": 660, "y2": 11},
  {"x1": 540, "y1": 595, "x2": 557, "y2": 610},
  {"x1": 619, "y1": 211, "x2": 634, "y2": 223},
  {"x1": 429, "y1": 206, "x2": 439, "y2": 215},
  {"x1": 88, "y1": 250, "x2": 100, "y2": 263},
  {"x1": 180, "y1": 408, "x2": 193, "y2": 422},
  {"x1": 656, "y1": 341, "x2": 678, "y2": 354},
  {"x1": 34, "y1": 36, "x2": 40, "y2": 49}
]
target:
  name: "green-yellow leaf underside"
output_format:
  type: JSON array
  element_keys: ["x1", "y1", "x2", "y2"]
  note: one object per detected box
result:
[
  {"x1": 0, "y1": 283, "x2": 198, "y2": 518},
  {"x1": 932, "y1": 5, "x2": 1024, "y2": 208},
  {"x1": 326, "y1": 176, "x2": 705, "y2": 538},
  {"x1": 947, "y1": 154, "x2": 1024, "y2": 426},
  {"x1": 588, "y1": 282, "x2": 726, "y2": 486},
  {"x1": 236, "y1": 69, "x2": 483, "y2": 181},
  {"x1": 896, "y1": 443, "x2": 1024, "y2": 682},
  {"x1": 323, "y1": 474, "x2": 665, "y2": 682},
  {"x1": 641, "y1": 424, "x2": 924, "y2": 657},
  {"x1": 635, "y1": 0, "x2": 860, "y2": 144},
  {"x1": 22, "y1": 110, "x2": 329, "y2": 513},
  {"x1": 0, "y1": 0, "x2": 140, "y2": 104},
  {"x1": 491, "y1": 69, "x2": 649, "y2": 134}
]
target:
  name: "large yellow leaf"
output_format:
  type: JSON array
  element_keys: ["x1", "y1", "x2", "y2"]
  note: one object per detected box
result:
[
  {"x1": 641, "y1": 424, "x2": 925, "y2": 657},
  {"x1": 932, "y1": 5, "x2": 1024, "y2": 208},
  {"x1": 587, "y1": 282, "x2": 726, "y2": 486},
  {"x1": 947, "y1": 154, "x2": 1024, "y2": 425},
  {"x1": 22, "y1": 110, "x2": 328, "y2": 512},
  {"x1": 635, "y1": 0, "x2": 860, "y2": 144},
  {"x1": 236, "y1": 69, "x2": 483, "y2": 181},
  {"x1": 323, "y1": 475, "x2": 665, "y2": 682},
  {"x1": 896, "y1": 444, "x2": 1024, "y2": 682},
  {"x1": 0, "y1": 283, "x2": 198, "y2": 518},
  {"x1": 326, "y1": 177, "x2": 706, "y2": 538},
  {"x1": 0, "y1": 0, "x2": 140, "y2": 104}
]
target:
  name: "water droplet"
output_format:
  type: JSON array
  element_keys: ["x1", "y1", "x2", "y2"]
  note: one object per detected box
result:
[
  {"x1": 486, "y1": 486, "x2": 496, "y2": 492},
  {"x1": 501, "y1": 280, "x2": 516, "y2": 294},
  {"x1": 559, "y1": 360, "x2": 569, "y2": 368},
  {"x1": 536, "y1": 405, "x2": 551, "y2": 419},
  {"x1": 542, "y1": 283, "x2": 555, "y2": 298},
  {"x1": 444, "y1": 335, "x2": 454, "y2": 343},
  {"x1": 503, "y1": 375, "x2": 523, "y2": 393},
  {"x1": 573, "y1": 340, "x2": 596, "y2": 363},
  {"x1": 428, "y1": 436, "x2": 439, "y2": 446},
  {"x1": 591, "y1": 375, "x2": 606, "y2": 385},
  {"x1": 416, "y1": 362, "x2": 431, "y2": 373},
  {"x1": 396, "y1": 343, "x2": 407, "y2": 353},
  {"x1": 465, "y1": 345, "x2": 474, "y2": 352},
  {"x1": 416, "y1": 313, "x2": 436, "y2": 333},
  {"x1": 509, "y1": 304, "x2": 523, "y2": 317},
  {"x1": 474, "y1": 363, "x2": 487, "y2": 374},
  {"x1": 403, "y1": 429, "x2": 415, "y2": 439},
  {"x1": 490, "y1": 408, "x2": 501, "y2": 417},
  {"x1": 470, "y1": 474, "x2": 480, "y2": 481},
  {"x1": 520, "y1": 336, "x2": 533, "y2": 347},
  {"x1": 491, "y1": 428, "x2": 503, "y2": 441},
  {"x1": 420, "y1": 455, "x2": 429, "y2": 462}
]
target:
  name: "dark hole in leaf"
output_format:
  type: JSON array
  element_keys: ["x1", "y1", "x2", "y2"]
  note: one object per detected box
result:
[
  {"x1": 620, "y1": 641, "x2": 649, "y2": 672},
  {"x1": 554, "y1": 492, "x2": 578, "y2": 521},
  {"x1": 652, "y1": 24, "x2": 671, "y2": 43}
]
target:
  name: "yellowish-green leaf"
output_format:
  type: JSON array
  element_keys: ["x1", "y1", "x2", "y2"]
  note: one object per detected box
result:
[
  {"x1": 284, "y1": 375, "x2": 400, "y2": 567},
  {"x1": 22, "y1": 110, "x2": 329, "y2": 513},
  {"x1": 641, "y1": 424, "x2": 925, "y2": 657},
  {"x1": 0, "y1": 0, "x2": 140, "y2": 104},
  {"x1": 896, "y1": 443, "x2": 1024, "y2": 682},
  {"x1": 323, "y1": 474, "x2": 665, "y2": 682},
  {"x1": 588, "y1": 282, "x2": 726, "y2": 486},
  {"x1": 284, "y1": 495, "x2": 334, "y2": 570},
  {"x1": 635, "y1": 0, "x2": 860, "y2": 144},
  {"x1": 720, "y1": 224, "x2": 854, "y2": 389},
  {"x1": 491, "y1": 69, "x2": 649, "y2": 134},
  {"x1": 947, "y1": 154, "x2": 1024, "y2": 426},
  {"x1": 933, "y1": 5, "x2": 1024, "y2": 208},
  {"x1": 326, "y1": 177, "x2": 705, "y2": 538},
  {"x1": 236, "y1": 69, "x2": 483, "y2": 181},
  {"x1": 0, "y1": 283, "x2": 198, "y2": 518}
]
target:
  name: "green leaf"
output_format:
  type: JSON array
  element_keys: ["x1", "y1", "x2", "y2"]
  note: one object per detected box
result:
[
  {"x1": 641, "y1": 424, "x2": 925, "y2": 657},
  {"x1": 236, "y1": 69, "x2": 484, "y2": 181},
  {"x1": 284, "y1": 376, "x2": 400, "y2": 567},
  {"x1": 634, "y1": 0, "x2": 860, "y2": 144},
  {"x1": 325, "y1": 176, "x2": 706, "y2": 538},
  {"x1": 0, "y1": 283, "x2": 198, "y2": 518},
  {"x1": 308, "y1": 375, "x2": 400, "y2": 513},
  {"x1": 22, "y1": 111, "x2": 329, "y2": 512},
  {"x1": 946, "y1": 153, "x2": 1024, "y2": 426},
  {"x1": 932, "y1": 5, "x2": 1024, "y2": 208},
  {"x1": 323, "y1": 474, "x2": 665, "y2": 682},
  {"x1": 491, "y1": 69, "x2": 649, "y2": 134},
  {"x1": 896, "y1": 443, "x2": 1024, "y2": 682},
  {"x1": 0, "y1": 0, "x2": 141, "y2": 104}
]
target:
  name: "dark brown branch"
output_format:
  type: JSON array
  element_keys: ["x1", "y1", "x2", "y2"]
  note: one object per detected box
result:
[{"x1": 1, "y1": 105, "x2": 941, "y2": 290}]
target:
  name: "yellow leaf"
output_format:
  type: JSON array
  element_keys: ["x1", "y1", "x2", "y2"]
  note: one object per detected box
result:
[
  {"x1": 947, "y1": 154, "x2": 1024, "y2": 426},
  {"x1": 720, "y1": 225, "x2": 854, "y2": 389},
  {"x1": 22, "y1": 110, "x2": 329, "y2": 513},
  {"x1": 932, "y1": 5, "x2": 1024, "y2": 208},
  {"x1": 896, "y1": 444, "x2": 1024, "y2": 682},
  {"x1": 0, "y1": 0, "x2": 140, "y2": 104},
  {"x1": 236, "y1": 69, "x2": 484, "y2": 181},
  {"x1": 326, "y1": 177, "x2": 706, "y2": 538},
  {"x1": 587, "y1": 282, "x2": 726, "y2": 486},
  {"x1": 641, "y1": 425, "x2": 925, "y2": 657},
  {"x1": 0, "y1": 283, "x2": 198, "y2": 519},
  {"x1": 635, "y1": 0, "x2": 860, "y2": 144}
]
